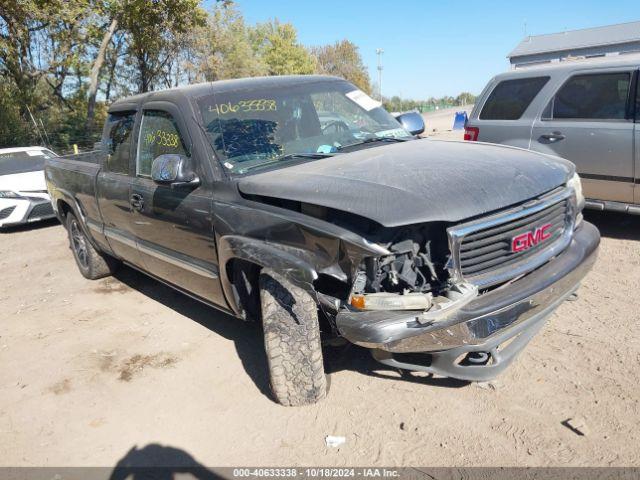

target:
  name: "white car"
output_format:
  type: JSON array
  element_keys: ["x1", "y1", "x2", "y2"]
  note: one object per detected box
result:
[{"x1": 0, "y1": 147, "x2": 58, "y2": 229}]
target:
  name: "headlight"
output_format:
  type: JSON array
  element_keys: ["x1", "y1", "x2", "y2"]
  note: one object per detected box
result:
[
  {"x1": 0, "y1": 191, "x2": 21, "y2": 199},
  {"x1": 567, "y1": 172, "x2": 585, "y2": 211}
]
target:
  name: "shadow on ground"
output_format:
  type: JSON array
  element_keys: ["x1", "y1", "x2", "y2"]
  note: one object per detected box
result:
[
  {"x1": 584, "y1": 210, "x2": 640, "y2": 241},
  {"x1": 0, "y1": 217, "x2": 59, "y2": 234},
  {"x1": 114, "y1": 266, "x2": 272, "y2": 400},
  {"x1": 114, "y1": 266, "x2": 468, "y2": 401},
  {"x1": 109, "y1": 444, "x2": 219, "y2": 479}
]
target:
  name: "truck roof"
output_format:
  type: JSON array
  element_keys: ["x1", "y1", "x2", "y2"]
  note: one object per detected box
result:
[{"x1": 109, "y1": 75, "x2": 345, "y2": 112}]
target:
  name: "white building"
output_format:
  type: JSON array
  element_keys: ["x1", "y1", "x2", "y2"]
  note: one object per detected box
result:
[{"x1": 508, "y1": 21, "x2": 640, "y2": 69}]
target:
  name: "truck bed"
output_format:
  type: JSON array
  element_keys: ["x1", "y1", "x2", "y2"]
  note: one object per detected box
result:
[{"x1": 45, "y1": 152, "x2": 103, "y2": 230}]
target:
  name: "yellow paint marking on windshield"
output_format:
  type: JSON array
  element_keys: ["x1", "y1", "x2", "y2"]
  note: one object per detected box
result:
[{"x1": 209, "y1": 99, "x2": 277, "y2": 115}]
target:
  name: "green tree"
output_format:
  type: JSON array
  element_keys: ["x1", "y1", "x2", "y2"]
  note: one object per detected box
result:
[
  {"x1": 311, "y1": 40, "x2": 371, "y2": 93},
  {"x1": 117, "y1": 0, "x2": 207, "y2": 92},
  {"x1": 249, "y1": 20, "x2": 315, "y2": 76},
  {"x1": 196, "y1": 3, "x2": 266, "y2": 81},
  {"x1": 85, "y1": 0, "x2": 119, "y2": 130},
  {"x1": 0, "y1": 0, "x2": 91, "y2": 115},
  {"x1": 456, "y1": 91, "x2": 476, "y2": 106},
  {"x1": 0, "y1": 0, "x2": 100, "y2": 148}
]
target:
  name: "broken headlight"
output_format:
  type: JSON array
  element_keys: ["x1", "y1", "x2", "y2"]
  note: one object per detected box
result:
[{"x1": 348, "y1": 231, "x2": 450, "y2": 311}]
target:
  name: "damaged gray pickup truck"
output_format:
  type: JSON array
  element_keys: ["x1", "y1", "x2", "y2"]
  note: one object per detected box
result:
[{"x1": 45, "y1": 75, "x2": 600, "y2": 406}]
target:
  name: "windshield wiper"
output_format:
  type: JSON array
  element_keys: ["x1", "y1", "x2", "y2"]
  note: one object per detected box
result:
[
  {"x1": 338, "y1": 136, "x2": 410, "y2": 150},
  {"x1": 239, "y1": 152, "x2": 336, "y2": 173},
  {"x1": 276, "y1": 152, "x2": 336, "y2": 161}
]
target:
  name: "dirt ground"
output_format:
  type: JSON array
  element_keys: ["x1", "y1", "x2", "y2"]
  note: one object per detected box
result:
[
  {"x1": 1, "y1": 175, "x2": 639, "y2": 467},
  {"x1": 421, "y1": 105, "x2": 474, "y2": 140}
]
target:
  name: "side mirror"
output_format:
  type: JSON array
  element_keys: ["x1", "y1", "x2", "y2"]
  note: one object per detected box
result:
[
  {"x1": 151, "y1": 154, "x2": 200, "y2": 189},
  {"x1": 395, "y1": 111, "x2": 425, "y2": 136}
]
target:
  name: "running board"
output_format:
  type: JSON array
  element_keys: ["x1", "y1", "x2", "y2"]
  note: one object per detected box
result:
[{"x1": 585, "y1": 199, "x2": 640, "y2": 215}]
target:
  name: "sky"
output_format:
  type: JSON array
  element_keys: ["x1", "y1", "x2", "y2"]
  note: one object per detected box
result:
[{"x1": 229, "y1": 0, "x2": 640, "y2": 99}]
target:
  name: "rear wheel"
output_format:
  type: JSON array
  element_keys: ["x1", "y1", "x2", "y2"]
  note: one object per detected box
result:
[
  {"x1": 66, "y1": 213, "x2": 119, "y2": 279},
  {"x1": 260, "y1": 269, "x2": 327, "y2": 406}
]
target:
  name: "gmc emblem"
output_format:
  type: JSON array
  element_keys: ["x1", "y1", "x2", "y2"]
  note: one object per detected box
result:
[{"x1": 511, "y1": 223, "x2": 553, "y2": 253}]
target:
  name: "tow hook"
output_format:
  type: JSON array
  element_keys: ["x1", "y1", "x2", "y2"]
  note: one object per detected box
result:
[{"x1": 463, "y1": 352, "x2": 490, "y2": 365}]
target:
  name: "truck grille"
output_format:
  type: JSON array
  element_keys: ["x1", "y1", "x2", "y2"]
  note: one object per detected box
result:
[
  {"x1": 0, "y1": 206, "x2": 16, "y2": 219},
  {"x1": 28, "y1": 202, "x2": 54, "y2": 220},
  {"x1": 448, "y1": 188, "x2": 575, "y2": 288}
]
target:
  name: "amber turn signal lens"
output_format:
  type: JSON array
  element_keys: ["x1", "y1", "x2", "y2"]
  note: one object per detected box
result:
[{"x1": 350, "y1": 295, "x2": 366, "y2": 309}]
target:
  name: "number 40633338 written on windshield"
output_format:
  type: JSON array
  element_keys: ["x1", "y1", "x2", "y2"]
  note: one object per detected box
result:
[{"x1": 208, "y1": 99, "x2": 277, "y2": 115}]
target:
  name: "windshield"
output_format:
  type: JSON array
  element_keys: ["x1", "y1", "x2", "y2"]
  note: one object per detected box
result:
[
  {"x1": 0, "y1": 150, "x2": 56, "y2": 176},
  {"x1": 196, "y1": 79, "x2": 412, "y2": 174}
]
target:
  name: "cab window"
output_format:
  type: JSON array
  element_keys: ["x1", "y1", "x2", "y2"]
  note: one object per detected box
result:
[
  {"x1": 136, "y1": 110, "x2": 189, "y2": 177},
  {"x1": 105, "y1": 112, "x2": 135, "y2": 174}
]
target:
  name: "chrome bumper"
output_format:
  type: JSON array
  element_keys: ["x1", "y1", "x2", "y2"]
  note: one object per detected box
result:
[{"x1": 335, "y1": 222, "x2": 599, "y2": 379}]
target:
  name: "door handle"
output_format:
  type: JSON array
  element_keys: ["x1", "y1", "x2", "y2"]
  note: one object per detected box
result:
[
  {"x1": 130, "y1": 193, "x2": 144, "y2": 211},
  {"x1": 539, "y1": 132, "x2": 566, "y2": 143}
]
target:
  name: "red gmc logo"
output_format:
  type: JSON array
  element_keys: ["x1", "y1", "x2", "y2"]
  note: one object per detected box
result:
[{"x1": 511, "y1": 223, "x2": 553, "y2": 253}]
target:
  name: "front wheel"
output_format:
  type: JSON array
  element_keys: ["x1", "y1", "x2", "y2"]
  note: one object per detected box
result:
[
  {"x1": 260, "y1": 269, "x2": 327, "y2": 406},
  {"x1": 66, "y1": 213, "x2": 119, "y2": 279}
]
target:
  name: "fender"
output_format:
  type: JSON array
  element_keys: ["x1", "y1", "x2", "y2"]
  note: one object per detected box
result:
[
  {"x1": 52, "y1": 188, "x2": 111, "y2": 255},
  {"x1": 217, "y1": 235, "x2": 320, "y2": 315},
  {"x1": 52, "y1": 187, "x2": 85, "y2": 226}
]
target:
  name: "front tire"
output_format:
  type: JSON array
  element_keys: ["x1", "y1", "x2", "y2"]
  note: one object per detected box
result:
[
  {"x1": 260, "y1": 269, "x2": 327, "y2": 406},
  {"x1": 66, "y1": 213, "x2": 119, "y2": 279}
]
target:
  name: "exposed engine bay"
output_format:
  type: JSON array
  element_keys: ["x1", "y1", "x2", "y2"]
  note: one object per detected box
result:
[
  {"x1": 238, "y1": 196, "x2": 480, "y2": 319},
  {"x1": 343, "y1": 224, "x2": 480, "y2": 319},
  {"x1": 351, "y1": 224, "x2": 452, "y2": 297}
]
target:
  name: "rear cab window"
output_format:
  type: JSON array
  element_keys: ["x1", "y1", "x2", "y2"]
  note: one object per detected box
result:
[
  {"x1": 104, "y1": 112, "x2": 136, "y2": 174},
  {"x1": 543, "y1": 72, "x2": 633, "y2": 121},
  {"x1": 479, "y1": 77, "x2": 550, "y2": 120}
]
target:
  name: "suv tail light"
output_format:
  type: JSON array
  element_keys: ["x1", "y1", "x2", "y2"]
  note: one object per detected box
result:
[{"x1": 464, "y1": 126, "x2": 479, "y2": 141}]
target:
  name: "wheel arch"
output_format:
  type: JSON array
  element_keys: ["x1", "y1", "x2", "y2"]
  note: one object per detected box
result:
[
  {"x1": 54, "y1": 195, "x2": 106, "y2": 254},
  {"x1": 218, "y1": 235, "x2": 319, "y2": 316},
  {"x1": 56, "y1": 198, "x2": 74, "y2": 220}
]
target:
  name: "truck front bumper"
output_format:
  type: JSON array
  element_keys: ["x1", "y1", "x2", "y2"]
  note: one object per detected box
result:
[{"x1": 335, "y1": 221, "x2": 600, "y2": 381}]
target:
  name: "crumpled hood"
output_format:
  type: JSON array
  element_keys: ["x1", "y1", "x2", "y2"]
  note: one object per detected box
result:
[
  {"x1": 238, "y1": 139, "x2": 573, "y2": 227},
  {"x1": 0, "y1": 170, "x2": 46, "y2": 193}
]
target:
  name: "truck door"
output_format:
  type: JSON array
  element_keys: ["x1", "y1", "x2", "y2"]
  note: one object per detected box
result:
[
  {"x1": 129, "y1": 103, "x2": 224, "y2": 305},
  {"x1": 530, "y1": 69, "x2": 636, "y2": 204},
  {"x1": 96, "y1": 110, "x2": 144, "y2": 268}
]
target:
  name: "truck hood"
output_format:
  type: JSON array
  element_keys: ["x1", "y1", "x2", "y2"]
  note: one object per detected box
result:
[
  {"x1": 0, "y1": 170, "x2": 46, "y2": 193},
  {"x1": 238, "y1": 139, "x2": 573, "y2": 227}
]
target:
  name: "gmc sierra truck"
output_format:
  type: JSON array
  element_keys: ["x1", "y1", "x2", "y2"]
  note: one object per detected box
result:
[{"x1": 45, "y1": 75, "x2": 600, "y2": 406}]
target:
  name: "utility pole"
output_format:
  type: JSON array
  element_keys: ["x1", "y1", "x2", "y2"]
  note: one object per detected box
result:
[{"x1": 376, "y1": 48, "x2": 384, "y2": 103}]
